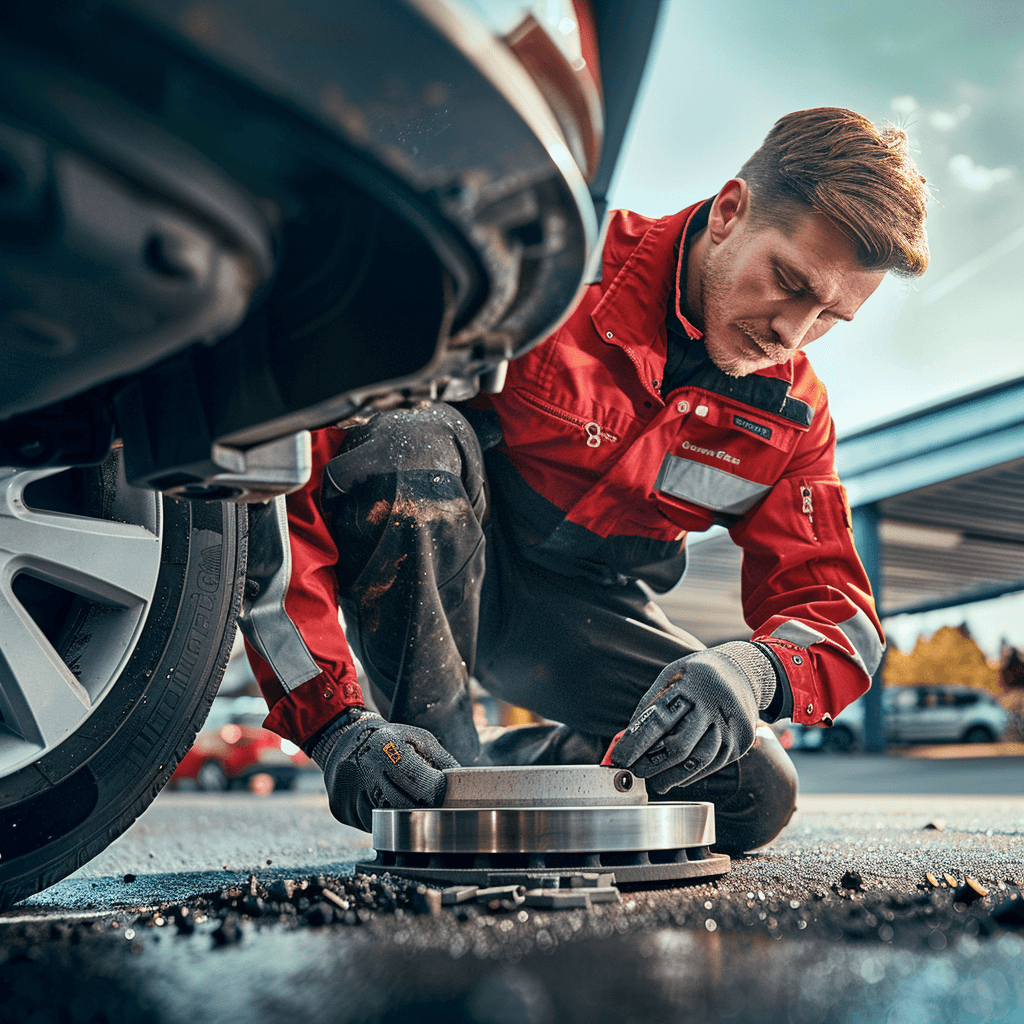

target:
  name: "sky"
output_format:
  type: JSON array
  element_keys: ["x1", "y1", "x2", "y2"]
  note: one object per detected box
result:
[{"x1": 604, "y1": 0, "x2": 1024, "y2": 655}]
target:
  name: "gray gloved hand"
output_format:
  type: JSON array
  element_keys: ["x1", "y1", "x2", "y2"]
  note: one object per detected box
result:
[
  {"x1": 311, "y1": 708, "x2": 460, "y2": 831},
  {"x1": 610, "y1": 642, "x2": 777, "y2": 794}
]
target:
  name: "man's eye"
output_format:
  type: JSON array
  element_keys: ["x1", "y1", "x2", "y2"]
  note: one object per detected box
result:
[{"x1": 776, "y1": 272, "x2": 801, "y2": 294}]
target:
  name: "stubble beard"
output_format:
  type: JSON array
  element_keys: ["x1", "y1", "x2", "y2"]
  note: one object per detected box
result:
[{"x1": 699, "y1": 249, "x2": 791, "y2": 378}]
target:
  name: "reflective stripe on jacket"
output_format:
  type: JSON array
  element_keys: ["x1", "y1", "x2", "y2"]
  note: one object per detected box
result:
[{"x1": 241, "y1": 427, "x2": 365, "y2": 744}]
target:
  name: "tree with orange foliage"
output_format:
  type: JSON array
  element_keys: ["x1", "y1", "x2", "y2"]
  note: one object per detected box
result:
[{"x1": 884, "y1": 624, "x2": 1002, "y2": 696}]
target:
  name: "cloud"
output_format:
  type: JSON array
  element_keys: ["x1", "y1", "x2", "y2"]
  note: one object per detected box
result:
[
  {"x1": 947, "y1": 154, "x2": 1014, "y2": 191},
  {"x1": 890, "y1": 95, "x2": 919, "y2": 117},
  {"x1": 927, "y1": 103, "x2": 972, "y2": 132}
]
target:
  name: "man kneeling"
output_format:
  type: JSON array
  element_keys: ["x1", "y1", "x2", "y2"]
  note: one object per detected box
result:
[{"x1": 239, "y1": 107, "x2": 929, "y2": 854}]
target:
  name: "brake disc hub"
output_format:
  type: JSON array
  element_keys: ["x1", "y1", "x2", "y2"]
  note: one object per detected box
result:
[{"x1": 356, "y1": 766, "x2": 730, "y2": 887}]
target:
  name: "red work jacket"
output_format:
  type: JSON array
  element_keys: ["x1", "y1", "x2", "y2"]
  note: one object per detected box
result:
[
  {"x1": 481, "y1": 202, "x2": 883, "y2": 726},
  {"x1": 246, "y1": 203, "x2": 884, "y2": 745}
]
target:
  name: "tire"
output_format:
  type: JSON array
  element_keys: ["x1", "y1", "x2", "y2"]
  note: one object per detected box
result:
[
  {"x1": 196, "y1": 759, "x2": 229, "y2": 792},
  {"x1": 962, "y1": 725, "x2": 994, "y2": 744},
  {"x1": 0, "y1": 450, "x2": 246, "y2": 909},
  {"x1": 820, "y1": 725, "x2": 855, "y2": 754}
]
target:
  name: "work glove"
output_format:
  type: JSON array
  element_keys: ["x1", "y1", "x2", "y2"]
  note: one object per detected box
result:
[
  {"x1": 609, "y1": 642, "x2": 778, "y2": 794},
  {"x1": 310, "y1": 708, "x2": 460, "y2": 831}
]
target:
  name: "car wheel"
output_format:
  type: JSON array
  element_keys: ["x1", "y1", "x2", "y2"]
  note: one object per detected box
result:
[
  {"x1": 962, "y1": 725, "x2": 994, "y2": 744},
  {"x1": 196, "y1": 759, "x2": 230, "y2": 792},
  {"x1": 0, "y1": 449, "x2": 245, "y2": 909},
  {"x1": 820, "y1": 726, "x2": 855, "y2": 754}
]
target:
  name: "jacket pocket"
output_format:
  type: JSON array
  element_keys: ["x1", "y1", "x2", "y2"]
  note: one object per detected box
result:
[
  {"x1": 514, "y1": 390, "x2": 620, "y2": 449},
  {"x1": 655, "y1": 452, "x2": 772, "y2": 516},
  {"x1": 794, "y1": 477, "x2": 854, "y2": 545}
]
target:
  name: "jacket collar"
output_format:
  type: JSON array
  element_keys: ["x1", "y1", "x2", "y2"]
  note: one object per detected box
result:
[
  {"x1": 590, "y1": 201, "x2": 795, "y2": 390},
  {"x1": 590, "y1": 203, "x2": 701, "y2": 358},
  {"x1": 671, "y1": 200, "x2": 711, "y2": 341}
]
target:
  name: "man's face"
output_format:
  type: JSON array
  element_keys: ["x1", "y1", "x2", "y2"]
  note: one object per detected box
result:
[{"x1": 698, "y1": 198, "x2": 886, "y2": 378}]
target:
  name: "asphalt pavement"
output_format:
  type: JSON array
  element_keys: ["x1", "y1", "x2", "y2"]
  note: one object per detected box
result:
[
  {"x1": 791, "y1": 750, "x2": 1023, "y2": 794},
  {"x1": 2, "y1": 753, "x2": 1022, "y2": 1023}
]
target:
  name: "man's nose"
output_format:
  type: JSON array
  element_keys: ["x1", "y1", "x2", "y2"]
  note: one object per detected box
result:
[{"x1": 771, "y1": 306, "x2": 821, "y2": 350}]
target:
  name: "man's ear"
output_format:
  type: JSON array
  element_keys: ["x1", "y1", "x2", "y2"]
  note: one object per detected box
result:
[{"x1": 707, "y1": 179, "x2": 750, "y2": 243}]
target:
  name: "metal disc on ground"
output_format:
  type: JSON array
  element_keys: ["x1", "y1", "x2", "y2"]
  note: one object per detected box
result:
[{"x1": 356, "y1": 765, "x2": 731, "y2": 886}]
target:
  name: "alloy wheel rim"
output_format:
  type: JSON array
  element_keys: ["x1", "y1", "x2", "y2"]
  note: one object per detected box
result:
[{"x1": 0, "y1": 459, "x2": 163, "y2": 777}]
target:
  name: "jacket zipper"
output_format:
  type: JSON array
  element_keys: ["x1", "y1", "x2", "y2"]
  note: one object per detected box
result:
[
  {"x1": 517, "y1": 391, "x2": 619, "y2": 448},
  {"x1": 800, "y1": 482, "x2": 818, "y2": 541}
]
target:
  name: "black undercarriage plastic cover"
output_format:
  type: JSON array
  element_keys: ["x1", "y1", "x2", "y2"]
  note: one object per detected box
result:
[{"x1": 0, "y1": 0, "x2": 660, "y2": 498}]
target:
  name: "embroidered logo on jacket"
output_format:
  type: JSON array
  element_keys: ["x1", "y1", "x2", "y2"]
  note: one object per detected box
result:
[
  {"x1": 733, "y1": 415, "x2": 773, "y2": 440},
  {"x1": 680, "y1": 440, "x2": 740, "y2": 465}
]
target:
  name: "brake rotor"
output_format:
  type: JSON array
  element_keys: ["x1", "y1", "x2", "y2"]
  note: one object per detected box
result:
[{"x1": 356, "y1": 766, "x2": 730, "y2": 886}]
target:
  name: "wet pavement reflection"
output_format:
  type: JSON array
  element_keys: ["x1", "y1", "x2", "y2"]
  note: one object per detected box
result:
[
  {"x1": 2, "y1": 776, "x2": 1022, "y2": 1022},
  {"x1": 3, "y1": 909, "x2": 1022, "y2": 1023}
]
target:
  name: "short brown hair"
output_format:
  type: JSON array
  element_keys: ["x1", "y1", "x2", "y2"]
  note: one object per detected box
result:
[{"x1": 738, "y1": 107, "x2": 930, "y2": 277}]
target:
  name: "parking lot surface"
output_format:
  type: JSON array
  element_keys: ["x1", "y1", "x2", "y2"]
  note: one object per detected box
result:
[{"x1": 2, "y1": 754, "x2": 1021, "y2": 1023}]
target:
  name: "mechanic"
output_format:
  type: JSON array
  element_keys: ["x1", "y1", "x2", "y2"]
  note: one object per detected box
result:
[{"x1": 238, "y1": 107, "x2": 929, "y2": 853}]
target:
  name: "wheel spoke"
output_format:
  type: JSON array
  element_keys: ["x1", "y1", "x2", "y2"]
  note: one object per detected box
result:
[
  {"x1": 0, "y1": 507, "x2": 161, "y2": 606},
  {"x1": 0, "y1": 464, "x2": 163, "y2": 776},
  {"x1": 0, "y1": 578, "x2": 90, "y2": 747}
]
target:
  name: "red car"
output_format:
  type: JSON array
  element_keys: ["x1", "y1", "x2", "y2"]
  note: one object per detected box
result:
[{"x1": 172, "y1": 698, "x2": 312, "y2": 793}]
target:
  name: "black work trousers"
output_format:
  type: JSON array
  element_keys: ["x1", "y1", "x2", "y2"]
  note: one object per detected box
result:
[{"x1": 320, "y1": 404, "x2": 796, "y2": 853}]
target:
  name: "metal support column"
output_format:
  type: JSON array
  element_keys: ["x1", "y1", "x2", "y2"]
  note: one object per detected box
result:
[{"x1": 851, "y1": 503, "x2": 886, "y2": 752}]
